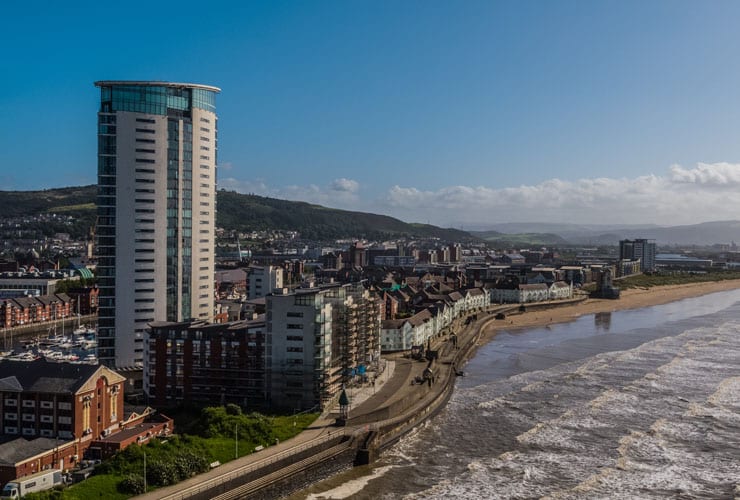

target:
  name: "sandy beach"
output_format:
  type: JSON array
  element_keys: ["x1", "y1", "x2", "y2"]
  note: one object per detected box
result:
[{"x1": 481, "y1": 279, "x2": 740, "y2": 342}]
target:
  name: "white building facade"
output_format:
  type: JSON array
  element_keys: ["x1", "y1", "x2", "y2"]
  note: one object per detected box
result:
[
  {"x1": 95, "y1": 81, "x2": 219, "y2": 368},
  {"x1": 248, "y1": 265, "x2": 284, "y2": 299}
]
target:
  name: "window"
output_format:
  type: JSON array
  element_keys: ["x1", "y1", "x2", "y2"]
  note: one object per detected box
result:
[
  {"x1": 200, "y1": 136, "x2": 210, "y2": 141},
  {"x1": 287, "y1": 335, "x2": 303, "y2": 341},
  {"x1": 136, "y1": 128, "x2": 156, "y2": 134},
  {"x1": 135, "y1": 168, "x2": 155, "y2": 174},
  {"x1": 136, "y1": 178, "x2": 155, "y2": 184},
  {"x1": 136, "y1": 138, "x2": 155, "y2": 144},
  {"x1": 287, "y1": 324, "x2": 303, "y2": 329},
  {"x1": 287, "y1": 312, "x2": 304, "y2": 318},
  {"x1": 200, "y1": 146, "x2": 209, "y2": 151},
  {"x1": 136, "y1": 118, "x2": 156, "y2": 124},
  {"x1": 200, "y1": 117, "x2": 210, "y2": 123},
  {"x1": 287, "y1": 346, "x2": 303, "y2": 352},
  {"x1": 136, "y1": 148, "x2": 155, "y2": 153},
  {"x1": 200, "y1": 155, "x2": 209, "y2": 160},
  {"x1": 136, "y1": 158, "x2": 155, "y2": 164}
]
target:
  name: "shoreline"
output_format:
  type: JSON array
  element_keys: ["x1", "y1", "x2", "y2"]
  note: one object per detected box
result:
[{"x1": 479, "y1": 278, "x2": 740, "y2": 344}]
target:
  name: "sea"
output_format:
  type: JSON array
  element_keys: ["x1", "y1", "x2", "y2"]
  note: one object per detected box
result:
[{"x1": 294, "y1": 289, "x2": 740, "y2": 499}]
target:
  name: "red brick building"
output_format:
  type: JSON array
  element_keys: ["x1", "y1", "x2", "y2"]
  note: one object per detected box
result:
[
  {"x1": 65, "y1": 286, "x2": 99, "y2": 316},
  {"x1": 146, "y1": 318, "x2": 266, "y2": 408},
  {"x1": 0, "y1": 293, "x2": 74, "y2": 328},
  {"x1": 0, "y1": 360, "x2": 171, "y2": 486}
]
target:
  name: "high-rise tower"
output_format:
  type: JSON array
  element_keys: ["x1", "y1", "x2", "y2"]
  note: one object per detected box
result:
[{"x1": 94, "y1": 81, "x2": 220, "y2": 368}]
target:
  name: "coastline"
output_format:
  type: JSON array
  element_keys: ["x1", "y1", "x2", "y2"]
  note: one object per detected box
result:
[{"x1": 480, "y1": 278, "x2": 740, "y2": 343}]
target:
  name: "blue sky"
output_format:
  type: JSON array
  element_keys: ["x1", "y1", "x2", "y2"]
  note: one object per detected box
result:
[{"x1": 2, "y1": 1, "x2": 740, "y2": 227}]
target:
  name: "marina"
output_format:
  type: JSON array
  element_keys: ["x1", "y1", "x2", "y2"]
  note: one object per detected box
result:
[{"x1": 2, "y1": 321, "x2": 98, "y2": 365}]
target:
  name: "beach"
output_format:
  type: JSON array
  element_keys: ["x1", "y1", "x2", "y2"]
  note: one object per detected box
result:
[{"x1": 481, "y1": 279, "x2": 740, "y2": 341}]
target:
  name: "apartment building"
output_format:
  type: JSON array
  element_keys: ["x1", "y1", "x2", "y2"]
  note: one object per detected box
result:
[
  {"x1": 145, "y1": 318, "x2": 266, "y2": 407},
  {"x1": 94, "y1": 81, "x2": 220, "y2": 368}
]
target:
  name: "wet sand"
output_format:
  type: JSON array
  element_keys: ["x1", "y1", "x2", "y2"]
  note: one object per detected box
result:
[{"x1": 481, "y1": 279, "x2": 740, "y2": 342}]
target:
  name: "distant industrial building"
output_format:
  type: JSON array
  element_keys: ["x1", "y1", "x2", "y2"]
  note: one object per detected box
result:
[{"x1": 655, "y1": 254, "x2": 713, "y2": 269}]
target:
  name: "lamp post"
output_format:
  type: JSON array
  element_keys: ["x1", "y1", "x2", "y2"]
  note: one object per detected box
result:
[
  {"x1": 234, "y1": 424, "x2": 238, "y2": 459},
  {"x1": 143, "y1": 451, "x2": 146, "y2": 492}
]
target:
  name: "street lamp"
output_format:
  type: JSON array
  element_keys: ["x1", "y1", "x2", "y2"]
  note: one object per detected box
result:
[
  {"x1": 234, "y1": 424, "x2": 238, "y2": 459},
  {"x1": 143, "y1": 451, "x2": 146, "y2": 492}
]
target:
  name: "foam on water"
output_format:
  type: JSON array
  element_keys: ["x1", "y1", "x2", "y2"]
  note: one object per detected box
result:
[
  {"x1": 299, "y1": 297, "x2": 740, "y2": 500},
  {"x1": 305, "y1": 466, "x2": 396, "y2": 500}
]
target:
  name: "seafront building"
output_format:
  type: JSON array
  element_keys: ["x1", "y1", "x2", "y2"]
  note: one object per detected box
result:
[
  {"x1": 619, "y1": 238, "x2": 656, "y2": 272},
  {"x1": 94, "y1": 81, "x2": 220, "y2": 368}
]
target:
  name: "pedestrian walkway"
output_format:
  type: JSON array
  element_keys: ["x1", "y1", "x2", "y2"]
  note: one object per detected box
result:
[
  {"x1": 136, "y1": 307, "x2": 493, "y2": 500},
  {"x1": 138, "y1": 364, "x2": 400, "y2": 500}
]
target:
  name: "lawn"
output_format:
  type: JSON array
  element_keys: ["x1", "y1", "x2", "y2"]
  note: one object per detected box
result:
[{"x1": 25, "y1": 407, "x2": 319, "y2": 499}]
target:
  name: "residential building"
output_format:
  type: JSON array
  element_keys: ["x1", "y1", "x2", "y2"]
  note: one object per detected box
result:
[
  {"x1": 247, "y1": 265, "x2": 284, "y2": 299},
  {"x1": 266, "y1": 288, "x2": 334, "y2": 410},
  {"x1": 619, "y1": 239, "x2": 656, "y2": 272},
  {"x1": 146, "y1": 318, "x2": 267, "y2": 407},
  {"x1": 94, "y1": 81, "x2": 220, "y2": 368}
]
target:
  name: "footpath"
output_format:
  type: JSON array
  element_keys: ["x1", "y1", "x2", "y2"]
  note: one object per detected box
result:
[{"x1": 136, "y1": 303, "x2": 543, "y2": 500}]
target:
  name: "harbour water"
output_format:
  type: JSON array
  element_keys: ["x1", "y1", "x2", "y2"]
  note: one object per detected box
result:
[{"x1": 296, "y1": 289, "x2": 740, "y2": 499}]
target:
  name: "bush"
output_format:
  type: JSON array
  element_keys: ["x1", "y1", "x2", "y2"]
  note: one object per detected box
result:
[
  {"x1": 146, "y1": 459, "x2": 178, "y2": 487},
  {"x1": 118, "y1": 474, "x2": 145, "y2": 495}
]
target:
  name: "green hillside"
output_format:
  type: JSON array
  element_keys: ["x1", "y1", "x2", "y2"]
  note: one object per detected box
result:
[
  {"x1": 0, "y1": 186, "x2": 478, "y2": 242},
  {"x1": 471, "y1": 230, "x2": 570, "y2": 247},
  {"x1": 215, "y1": 190, "x2": 476, "y2": 240}
]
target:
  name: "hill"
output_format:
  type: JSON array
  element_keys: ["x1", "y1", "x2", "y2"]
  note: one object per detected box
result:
[
  {"x1": 470, "y1": 230, "x2": 570, "y2": 247},
  {"x1": 0, "y1": 186, "x2": 477, "y2": 242}
]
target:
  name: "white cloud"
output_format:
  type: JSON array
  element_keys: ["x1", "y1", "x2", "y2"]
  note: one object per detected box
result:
[
  {"x1": 669, "y1": 162, "x2": 740, "y2": 186},
  {"x1": 218, "y1": 177, "x2": 361, "y2": 208},
  {"x1": 329, "y1": 178, "x2": 359, "y2": 193},
  {"x1": 218, "y1": 163, "x2": 740, "y2": 227},
  {"x1": 383, "y1": 163, "x2": 740, "y2": 226}
]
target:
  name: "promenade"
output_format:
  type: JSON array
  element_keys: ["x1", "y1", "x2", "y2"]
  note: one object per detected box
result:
[{"x1": 136, "y1": 305, "x2": 516, "y2": 500}]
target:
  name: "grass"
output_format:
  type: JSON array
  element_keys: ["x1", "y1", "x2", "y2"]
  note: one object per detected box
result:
[
  {"x1": 58, "y1": 474, "x2": 128, "y2": 500},
  {"x1": 25, "y1": 410, "x2": 319, "y2": 499},
  {"x1": 47, "y1": 203, "x2": 96, "y2": 213},
  {"x1": 616, "y1": 270, "x2": 740, "y2": 290}
]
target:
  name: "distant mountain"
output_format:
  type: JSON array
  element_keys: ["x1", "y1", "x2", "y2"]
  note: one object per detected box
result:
[
  {"x1": 476, "y1": 221, "x2": 740, "y2": 246},
  {"x1": 0, "y1": 186, "x2": 478, "y2": 242},
  {"x1": 5, "y1": 186, "x2": 740, "y2": 245}
]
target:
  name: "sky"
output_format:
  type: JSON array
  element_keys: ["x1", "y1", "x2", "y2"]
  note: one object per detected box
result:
[{"x1": 2, "y1": 1, "x2": 740, "y2": 228}]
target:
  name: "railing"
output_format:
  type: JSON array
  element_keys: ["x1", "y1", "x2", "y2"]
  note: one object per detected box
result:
[{"x1": 156, "y1": 430, "x2": 347, "y2": 500}]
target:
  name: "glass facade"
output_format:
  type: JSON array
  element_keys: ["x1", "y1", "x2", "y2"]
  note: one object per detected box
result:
[{"x1": 99, "y1": 84, "x2": 218, "y2": 116}]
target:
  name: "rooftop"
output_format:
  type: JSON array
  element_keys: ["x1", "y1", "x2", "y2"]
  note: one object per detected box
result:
[{"x1": 94, "y1": 81, "x2": 221, "y2": 93}]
